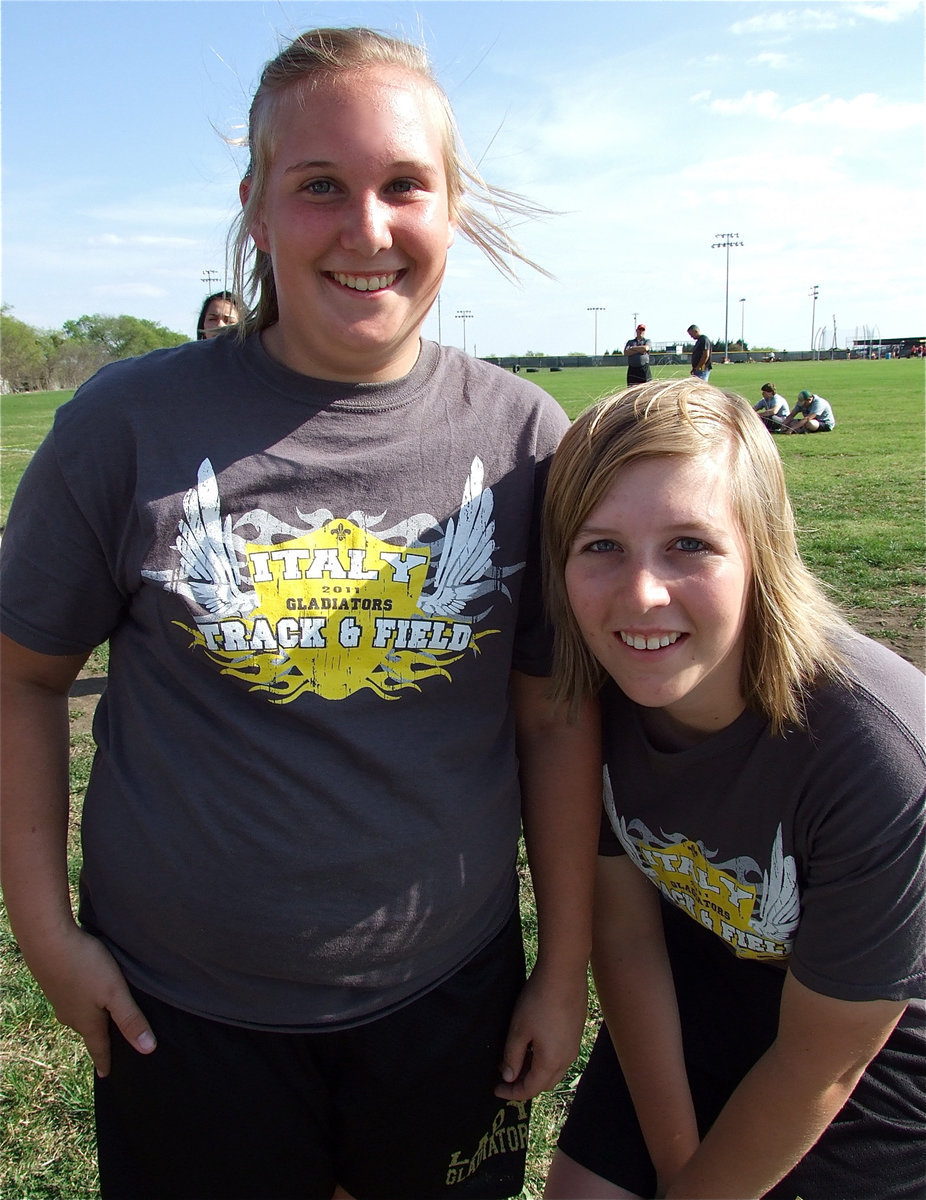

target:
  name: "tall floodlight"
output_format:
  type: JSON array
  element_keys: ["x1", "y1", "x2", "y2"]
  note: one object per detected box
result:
[
  {"x1": 587, "y1": 306, "x2": 606, "y2": 356},
  {"x1": 739, "y1": 298, "x2": 746, "y2": 349},
  {"x1": 809, "y1": 285, "x2": 819, "y2": 360},
  {"x1": 711, "y1": 233, "x2": 743, "y2": 362},
  {"x1": 456, "y1": 309, "x2": 473, "y2": 354}
]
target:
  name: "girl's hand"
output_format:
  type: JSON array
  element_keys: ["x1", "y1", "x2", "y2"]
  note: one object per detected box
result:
[{"x1": 22, "y1": 924, "x2": 156, "y2": 1076}]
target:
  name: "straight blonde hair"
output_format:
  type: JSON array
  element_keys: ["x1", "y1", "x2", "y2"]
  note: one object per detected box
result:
[
  {"x1": 230, "y1": 27, "x2": 550, "y2": 335},
  {"x1": 543, "y1": 379, "x2": 851, "y2": 733}
]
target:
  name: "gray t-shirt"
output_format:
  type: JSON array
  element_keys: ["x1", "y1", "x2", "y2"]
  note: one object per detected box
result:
[
  {"x1": 0, "y1": 335, "x2": 568, "y2": 1030},
  {"x1": 599, "y1": 634, "x2": 926, "y2": 1004}
]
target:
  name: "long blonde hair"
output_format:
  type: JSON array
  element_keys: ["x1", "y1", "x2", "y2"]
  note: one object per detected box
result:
[
  {"x1": 230, "y1": 27, "x2": 550, "y2": 335},
  {"x1": 543, "y1": 379, "x2": 850, "y2": 733}
]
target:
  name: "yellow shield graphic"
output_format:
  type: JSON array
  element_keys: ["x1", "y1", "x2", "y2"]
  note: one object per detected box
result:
[{"x1": 237, "y1": 519, "x2": 431, "y2": 700}]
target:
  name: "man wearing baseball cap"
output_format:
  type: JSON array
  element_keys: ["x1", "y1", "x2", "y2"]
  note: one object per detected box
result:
[
  {"x1": 624, "y1": 324, "x2": 652, "y2": 386},
  {"x1": 784, "y1": 389, "x2": 836, "y2": 433}
]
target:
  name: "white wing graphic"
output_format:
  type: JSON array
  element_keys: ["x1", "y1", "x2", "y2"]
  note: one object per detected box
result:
[
  {"x1": 753, "y1": 823, "x2": 800, "y2": 945},
  {"x1": 418, "y1": 457, "x2": 523, "y2": 617},
  {"x1": 171, "y1": 459, "x2": 257, "y2": 619}
]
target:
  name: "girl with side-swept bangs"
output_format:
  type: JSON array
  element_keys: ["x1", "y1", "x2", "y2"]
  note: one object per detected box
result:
[{"x1": 543, "y1": 379, "x2": 925, "y2": 1200}]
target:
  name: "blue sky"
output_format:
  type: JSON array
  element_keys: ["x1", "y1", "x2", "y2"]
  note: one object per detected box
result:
[{"x1": 2, "y1": 0, "x2": 922, "y2": 355}]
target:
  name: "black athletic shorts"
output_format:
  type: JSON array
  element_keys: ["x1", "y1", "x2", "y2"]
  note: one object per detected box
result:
[
  {"x1": 557, "y1": 897, "x2": 926, "y2": 1199},
  {"x1": 95, "y1": 909, "x2": 529, "y2": 1200}
]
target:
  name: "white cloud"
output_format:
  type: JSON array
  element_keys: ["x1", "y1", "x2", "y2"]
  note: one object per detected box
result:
[
  {"x1": 697, "y1": 89, "x2": 924, "y2": 132},
  {"x1": 750, "y1": 51, "x2": 792, "y2": 69},
  {"x1": 848, "y1": 0, "x2": 923, "y2": 21},
  {"x1": 92, "y1": 283, "x2": 170, "y2": 299},
  {"x1": 729, "y1": 8, "x2": 845, "y2": 36}
]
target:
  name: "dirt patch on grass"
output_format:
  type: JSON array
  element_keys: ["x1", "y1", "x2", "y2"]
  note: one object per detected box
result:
[
  {"x1": 851, "y1": 607, "x2": 925, "y2": 673},
  {"x1": 68, "y1": 673, "x2": 106, "y2": 740},
  {"x1": 66, "y1": 608, "x2": 924, "y2": 741}
]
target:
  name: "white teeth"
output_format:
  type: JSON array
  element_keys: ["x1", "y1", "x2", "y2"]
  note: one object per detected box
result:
[
  {"x1": 333, "y1": 272, "x2": 397, "y2": 291},
  {"x1": 619, "y1": 631, "x2": 681, "y2": 651}
]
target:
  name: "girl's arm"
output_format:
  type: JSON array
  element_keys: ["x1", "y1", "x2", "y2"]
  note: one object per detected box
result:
[
  {"x1": 0, "y1": 633, "x2": 156, "y2": 1075},
  {"x1": 495, "y1": 669, "x2": 602, "y2": 1101},
  {"x1": 593, "y1": 856, "x2": 700, "y2": 1192},
  {"x1": 663, "y1": 971, "x2": 906, "y2": 1199}
]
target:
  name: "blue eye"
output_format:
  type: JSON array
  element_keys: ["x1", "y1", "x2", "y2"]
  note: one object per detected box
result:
[
  {"x1": 587, "y1": 539, "x2": 618, "y2": 553},
  {"x1": 675, "y1": 537, "x2": 707, "y2": 552},
  {"x1": 304, "y1": 179, "x2": 334, "y2": 194}
]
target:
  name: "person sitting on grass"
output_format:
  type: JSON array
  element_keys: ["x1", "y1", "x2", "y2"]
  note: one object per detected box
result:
[
  {"x1": 753, "y1": 382, "x2": 789, "y2": 432},
  {"x1": 784, "y1": 388, "x2": 835, "y2": 433},
  {"x1": 541, "y1": 378, "x2": 924, "y2": 1200}
]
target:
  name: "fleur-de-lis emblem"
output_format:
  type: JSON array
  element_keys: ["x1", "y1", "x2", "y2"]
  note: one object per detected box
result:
[{"x1": 330, "y1": 521, "x2": 351, "y2": 542}]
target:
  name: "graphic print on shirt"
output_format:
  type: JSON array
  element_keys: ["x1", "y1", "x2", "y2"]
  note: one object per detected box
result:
[
  {"x1": 142, "y1": 457, "x2": 523, "y2": 702},
  {"x1": 605, "y1": 789, "x2": 800, "y2": 960}
]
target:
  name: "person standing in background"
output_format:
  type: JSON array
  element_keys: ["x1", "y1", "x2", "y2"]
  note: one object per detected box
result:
[
  {"x1": 624, "y1": 324, "x2": 652, "y2": 386},
  {"x1": 687, "y1": 324, "x2": 712, "y2": 380}
]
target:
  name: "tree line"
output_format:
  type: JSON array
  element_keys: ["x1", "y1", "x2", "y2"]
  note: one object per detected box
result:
[{"x1": 1, "y1": 306, "x2": 189, "y2": 393}]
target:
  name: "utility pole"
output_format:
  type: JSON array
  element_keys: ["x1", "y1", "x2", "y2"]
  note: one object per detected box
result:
[
  {"x1": 587, "y1": 306, "x2": 606, "y2": 357},
  {"x1": 202, "y1": 269, "x2": 220, "y2": 290},
  {"x1": 456, "y1": 309, "x2": 473, "y2": 354},
  {"x1": 809, "y1": 285, "x2": 819, "y2": 360},
  {"x1": 711, "y1": 233, "x2": 743, "y2": 362}
]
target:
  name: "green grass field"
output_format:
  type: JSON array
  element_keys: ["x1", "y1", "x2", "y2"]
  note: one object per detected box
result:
[{"x1": 1, "y1": 358, "x2": 923, "y2": 1198}]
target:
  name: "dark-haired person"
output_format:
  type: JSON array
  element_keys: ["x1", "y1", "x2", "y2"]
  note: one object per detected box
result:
[
  {"x1": 196, "y1": 290, "x2": 240, "y2": 339},
  {"x1": 686, "y1": 324, "x2": 712, "y2": 380},
  {"x1": 754, "y1": 382, "x2": 790, "y2": 431}
]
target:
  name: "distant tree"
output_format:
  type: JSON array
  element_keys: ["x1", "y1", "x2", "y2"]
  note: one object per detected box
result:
[
  {"x1": 0, "y1": 306, "x2": 46, "y2": 391},
  {"x1": 61, "y1": 313, "x2": 188, "y2": 360},
  {"x1": 44, "y1": 331, "x2": 111, "y2": 390},
  {"x1": 524, "y1": 350, "x2": 545, "y2": 358}
]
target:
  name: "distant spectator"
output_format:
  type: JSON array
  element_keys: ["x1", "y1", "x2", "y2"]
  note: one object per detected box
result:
[
  {"x1": 754, "y1": 383, "x2": 790, "y2": 432},
  {"x1": 687, "y1": 324, "x2": 712, "y2": 380},
  {"x1": 784, "y1": 389, "x2": 835, "y2": 433},
  {"x1": 197, "y1": 290, "x2": 240, "y2": 340},
  {"x1": 624, "y1": 324, "x2": 652, "y2": 386}
]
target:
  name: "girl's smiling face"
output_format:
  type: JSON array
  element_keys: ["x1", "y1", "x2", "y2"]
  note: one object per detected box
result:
[
  {"x1": 564, "y1": 451, "x2": 752, "y2": 736},
  {"x1": 245, "y1": 66, "x2": 456, "y2": 382}
]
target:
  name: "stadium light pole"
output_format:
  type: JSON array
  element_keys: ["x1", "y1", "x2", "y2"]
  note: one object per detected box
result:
[
  {"x1": 809, "y1": 285, "x2": 819, "y2": 360},
  {"x1": 587, "y1": 306, "x2": 606, "y2": 357},
  {"x1": 711, "y1": 233, "x2": 743, "y2": 363},
  {"x1": 739, "y1": 297, "x2": 746, "y2": 350},
  {"x1": 456, "y1": 309, "x2": 473, "y2": 354}
]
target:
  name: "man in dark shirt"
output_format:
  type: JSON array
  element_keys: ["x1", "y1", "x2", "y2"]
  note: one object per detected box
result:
[
  {"x1": 624, "y1": 324, "x2": 652, "y2": 386},
  {"x1": 687, "y1": 324, "x2": 713, "y2": 380}
]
